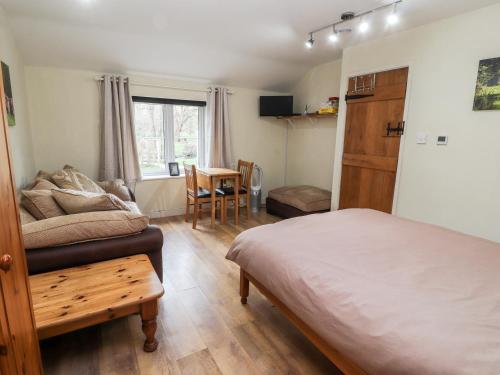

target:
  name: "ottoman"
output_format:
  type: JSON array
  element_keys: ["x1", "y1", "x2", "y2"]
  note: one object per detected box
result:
[{"x1": 266, "y1": 185, "x2": 331, "y2": 219}]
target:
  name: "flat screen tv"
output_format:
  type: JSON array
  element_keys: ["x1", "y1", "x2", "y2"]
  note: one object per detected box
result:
[{"x1": 259, "y1": 96, "x2": 293, "y2": 116}]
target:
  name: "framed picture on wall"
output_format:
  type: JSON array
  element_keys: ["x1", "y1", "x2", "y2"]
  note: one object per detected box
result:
[
  {"x1": 473, "y1": 57, "x2": 500, "y2": 111},
  {"x1": 1, "y1": 62, "x2": 15, "y2": 126},
  {"x1": 169, "y1": 162, "x2": 180, "y2": 176}
]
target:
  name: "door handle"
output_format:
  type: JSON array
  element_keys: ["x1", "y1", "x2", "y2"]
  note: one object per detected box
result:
[
  {"x1": 0, "y1": 254, "x2": 13, "y2": 272},
  {"x1": 386, "y1": 121, "x2": 405, "y2": 137}
]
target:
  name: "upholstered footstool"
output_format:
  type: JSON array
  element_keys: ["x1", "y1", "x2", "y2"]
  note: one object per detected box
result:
[{"x1": 266, "y1": 185, "x2": 331, "y2": 219}]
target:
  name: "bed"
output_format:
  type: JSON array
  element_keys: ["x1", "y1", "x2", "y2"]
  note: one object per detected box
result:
[{"x1": 226, "y1": 209, "x2": 500, "y2": 374}]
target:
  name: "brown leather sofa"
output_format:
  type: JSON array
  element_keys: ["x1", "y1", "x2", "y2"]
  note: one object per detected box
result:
[
  {"x1": 25, "y1": 225, "x2": 164, "y2": 281},
  {"x1": 23, "y1": 182, "x2": 164, "y2": 281},
  {"x1": 21, "y1": 165, "x2": 163, "y2": 280}
]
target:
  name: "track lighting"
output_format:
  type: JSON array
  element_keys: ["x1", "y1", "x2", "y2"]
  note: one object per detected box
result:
[
  {"x1": 387, "y1": 3, "x2": 399, "y2": 25},
  {"x1": 305, "y1": 33, "x2": 314, "y2": 48},
  {"x1": 305, "y1": 0, "x2": 402, "y2": 48},
  {"x1": 329, "y1": 26, "x2": 339, "y2": 43},
  {"x1": 387, "y1": 13, "x2": 399, "y2": 25},
  {"x1": 359, "y1": 20, "x2": 369, "y2": 33}
]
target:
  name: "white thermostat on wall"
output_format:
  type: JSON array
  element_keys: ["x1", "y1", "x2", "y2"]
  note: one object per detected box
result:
[{"x1": 437, "y1": 135, "x2": 448, "y2": 145}]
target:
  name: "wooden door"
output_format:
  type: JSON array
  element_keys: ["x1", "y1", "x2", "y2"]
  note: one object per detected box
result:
[
  {"x1": 0, "y1": 67, "x2": 43, "y2": 374},
  {"x1": 339, "y1": 68, "x2": 408, "y2": 213}
]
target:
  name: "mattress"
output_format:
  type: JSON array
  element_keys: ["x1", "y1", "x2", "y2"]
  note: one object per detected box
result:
[{"x1": 226, "y1": 209, "x2": 500, "y2": 374}]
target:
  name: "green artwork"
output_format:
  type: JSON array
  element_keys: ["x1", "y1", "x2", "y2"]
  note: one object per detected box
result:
[
  {"x1": 1, "y1": 61, "x2": 15, "y2": 126},
  {"x1": 474, "y1": 57, "x2": 500, "y2": 111}
]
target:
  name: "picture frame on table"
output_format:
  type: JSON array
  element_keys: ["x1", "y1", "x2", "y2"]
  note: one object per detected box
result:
[{"x1": 169, "y1": 162, "x2": 180, "y2": 176}]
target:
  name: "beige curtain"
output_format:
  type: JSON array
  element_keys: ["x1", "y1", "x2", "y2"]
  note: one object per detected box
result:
[
  {"x1": 99, "y1": 75, "x2": 142, "y2": 185},
  {"x1": 207, "y1": 87, "x2": 232, "y2": 168}
]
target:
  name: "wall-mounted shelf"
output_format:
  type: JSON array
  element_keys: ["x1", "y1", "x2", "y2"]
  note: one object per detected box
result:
[{"x1": 276, "y1": 113, "x2": 338, "y2": 126}]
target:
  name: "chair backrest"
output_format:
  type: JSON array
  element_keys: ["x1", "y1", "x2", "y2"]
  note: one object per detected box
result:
[
  {"x1": 237, "y1": 160, "x2": 254, "y2": 190},
  {"x1": 183, "y1": 162, "x2": 198, "y2": 195}
]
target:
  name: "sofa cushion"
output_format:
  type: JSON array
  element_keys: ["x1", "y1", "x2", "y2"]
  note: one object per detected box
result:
[
  {"x1": 76, "y1": 172, "x2": 106, "y2": 194},
  {"x1": 97, "y1": 179, "x2": 132, "y2": 201},
  {"x1": 21, "y1": 190, "x2": 66, "y2": 220},
  {"x1": 20, "y1": 207, "x2": 37, "y2": 225},
  {"x1": 51, "y1": 169, "x2": 84, "y2": 191},
  {"x1": 35, "y1": 170, "x2": 55, "y2": 183},
  {"x1": 30, "y1": 178, "x2": 58, "y2": 191},
  {"x1": 22, "y1": 211, "x2": 149, "y2": 249},
  {"x1": 52, "y1": 189, "x2": 130, "y2": 214},
  {"x1": 63, "y1": 166, "x2": 106, "y2": 194},
  {"x1": 123, "y1": 201, "x2": 141, "y2": 214},
  {"x1": 268, "y1": 185, "x2": 332, "y2": 213}
]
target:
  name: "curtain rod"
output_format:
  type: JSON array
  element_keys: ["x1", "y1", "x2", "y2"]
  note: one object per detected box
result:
[{"x1": 94, "y1": 77, "x2": 234, "y2": 94}]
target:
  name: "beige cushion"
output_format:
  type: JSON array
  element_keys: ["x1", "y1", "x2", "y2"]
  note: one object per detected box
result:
[
  {"x1": 35, "y1": 170, "x2": 54, "y2": 182},
  {"x1": 76, "y1": 172, "x2": 106, "y2": 194},
  {"x1": 97, "y1": 179, "x2": 132, "y2": 201},
  {"x1": 63, "y1": 166, "x2": 105, "y2": 194},
  {"x1": 123, "y1": 201, "x2": 142, "y2": 215},
  {"x1": 20, "y1": 207, "x2": 37, "y2": 225},
  {"x1": 51, "y1": 169, "x2": 84, "y2": 191},
  {"x1": 21, "y1": 190, "x2": 66, "y2": 220},
  {"x1": 268, "y1": 185, "x2": 332, "y2": 212},
  {"x1": 30, "y1": 178, "x2": 58, "y2": 191},
  {"x1": 22, "y1": 211, "x2": 149, "y2": 249},
  {"x1": 52, "y1": 189, "x2": 130, "y2": 214}
]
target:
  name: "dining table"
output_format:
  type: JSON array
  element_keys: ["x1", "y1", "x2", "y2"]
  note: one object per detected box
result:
[{"x1": 196, "y1": 167, "x2": 241, "y2": 228}]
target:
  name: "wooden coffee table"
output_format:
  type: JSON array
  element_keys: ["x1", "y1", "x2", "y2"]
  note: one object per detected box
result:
[{"x1": 30, "y1": 255, "x2": 164, "y2": 352}]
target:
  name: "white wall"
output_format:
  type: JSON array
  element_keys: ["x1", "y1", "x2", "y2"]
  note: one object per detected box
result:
[
  {"x1": 25, "y1": 67, "x2": 287, "y2": 217},
  {"x1": 0, "y1": 6, "x2": 35, "y2": 188},
  {"x1": 287, "y1": 59, "x2": 341, "y2": 190},
  {"x1": 332, "y1": 3, "x2": 500, "y2": 242}
]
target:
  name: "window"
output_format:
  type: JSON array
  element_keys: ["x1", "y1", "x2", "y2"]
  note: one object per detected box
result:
[{"x1": 133, "y1": 97, "x2": 206, "y2": 176}]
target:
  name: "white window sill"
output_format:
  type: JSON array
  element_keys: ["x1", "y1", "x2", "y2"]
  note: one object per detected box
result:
[{"x1": 141, "y1": 174, "x2": 185, "y2": 181}]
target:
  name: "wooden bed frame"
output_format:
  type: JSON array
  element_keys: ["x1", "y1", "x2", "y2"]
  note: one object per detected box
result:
[{"x1": 240, "y1": 269, "x2": 368, "y2": 375}]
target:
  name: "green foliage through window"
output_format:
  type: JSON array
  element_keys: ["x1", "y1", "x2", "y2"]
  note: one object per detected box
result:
[{"x1": 134, "y1": 102, "x2": 203, "y2": 175}]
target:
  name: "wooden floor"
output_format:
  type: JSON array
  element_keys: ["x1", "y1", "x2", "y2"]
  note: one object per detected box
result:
[{"x1": 40, "y1": 210, "x2": 341, "y2": 375}]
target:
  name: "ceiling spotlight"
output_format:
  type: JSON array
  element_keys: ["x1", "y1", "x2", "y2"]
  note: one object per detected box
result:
[
  {"x1": 387, "y1": 3, "x2": 399, "y2": 25},
  {"x1": 305, "y1": 33, "x2": 314, "y2": 48},
  {"x1": 329, "y1": 26, "x2": 339, "y2": 43},
  {"x1": 359, "y1": 20, "x2": 369, "y2": 33},
  {"x1": 387, "y1": 13, "x2": 399, "y2": 25}
]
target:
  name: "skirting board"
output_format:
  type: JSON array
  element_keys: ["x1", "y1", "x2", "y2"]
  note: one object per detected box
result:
[
  {"x1": 147, "y1": 203, "x2": 267, "y2": 219},
  {"x1": 147, "y1": 207, "x2": 186, "y2": 219}
]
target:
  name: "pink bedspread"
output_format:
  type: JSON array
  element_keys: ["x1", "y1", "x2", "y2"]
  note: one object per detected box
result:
[{"x1": 226, "y1": 209, "x2": 500, "y2": 374}]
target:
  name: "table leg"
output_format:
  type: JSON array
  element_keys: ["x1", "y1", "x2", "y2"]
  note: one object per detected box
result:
[
  {"x1": 210, "y1": 177, "x2": 216, "y2": 228},
  {"x1": 221, "y1": 197, "x2": 226, "y2": 224},
  {"x1": 140, "y1": 300, "x2": 159, "y2": 352},
  {"x1": 234, "y1": 176, "x2": 240, "y2": 225}
]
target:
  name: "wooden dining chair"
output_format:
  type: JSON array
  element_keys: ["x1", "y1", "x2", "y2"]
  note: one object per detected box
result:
[
  {"x1": 183, "y1": 163, "x2": 225, "y2": 229},
  {"x1": 222, "y1": 160, "x2": 254, "y2": 219}
]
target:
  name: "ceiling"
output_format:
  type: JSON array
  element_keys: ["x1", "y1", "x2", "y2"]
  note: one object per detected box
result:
[{"x1": 1, "y1": 0, "x2": 499, "y2": 91}]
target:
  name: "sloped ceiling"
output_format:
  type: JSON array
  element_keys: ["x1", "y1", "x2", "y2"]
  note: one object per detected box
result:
[{"x1": 1, "y1": 0, "x2": 499, "y2": 91}]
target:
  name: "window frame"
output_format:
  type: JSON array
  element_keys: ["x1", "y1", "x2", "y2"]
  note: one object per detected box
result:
[{"x1": 132, "y1": 96, "x2": 206, "y2": 177}]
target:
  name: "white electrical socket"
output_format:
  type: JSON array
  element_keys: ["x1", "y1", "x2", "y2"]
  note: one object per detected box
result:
[{"x1": 416, "y1": 132, "x2": 428, "y2": 144}]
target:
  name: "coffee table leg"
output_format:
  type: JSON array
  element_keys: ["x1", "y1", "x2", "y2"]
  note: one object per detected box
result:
[{"x1": 140, "y1": 300, "x2": 159, "y2": 352}]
